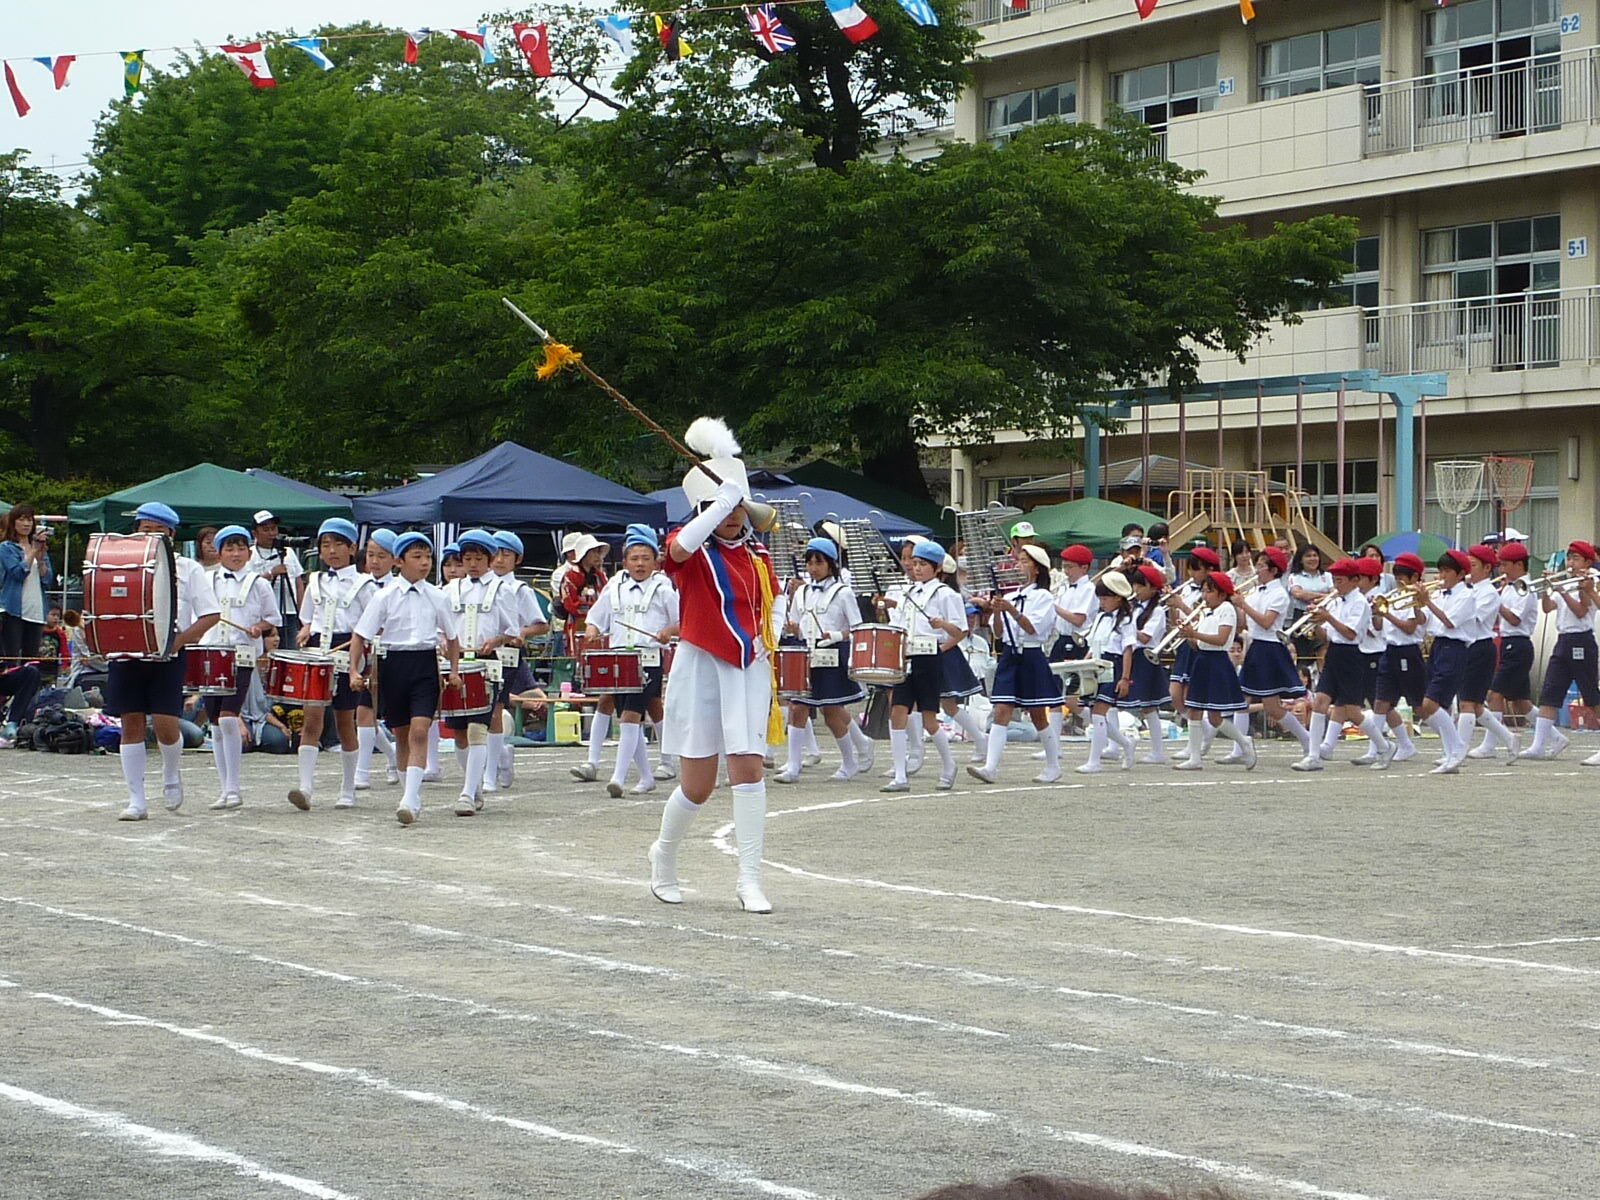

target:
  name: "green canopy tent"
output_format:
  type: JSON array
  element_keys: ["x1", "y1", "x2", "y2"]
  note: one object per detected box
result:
[
  {"x1": 785, "y1": 460, "x2": 955, "y2": 542},
  {"x1": 68, "y1": 463, "x2": 352, "y2": 534},
  {"x1": 1018, "y1": 497, "x2": 1162, "y2": 558}
]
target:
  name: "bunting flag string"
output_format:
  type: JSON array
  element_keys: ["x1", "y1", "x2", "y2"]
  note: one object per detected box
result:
[
  {"x1": 120, "y1": 50, "x2": 144, "y2": 99},
  {"x1": 33, "y1": 56, "x2": 75, "y2": 89},
  {"x1": 1134, "y1": 0, "x2": 1159, "y2": 17},
  {"x1": 222, "y1": 43, "x2": 277, "y2": 89},
  {"x1": 4, "y1": 62, "x2": 29, "y2": 118},
  {"x1": 511, "y1": 23, "x2": 554, "y2": 78},
  {"x1": 285, "y1": 38, "x2": 335, "y2": 71},
  {"x1": 653, "y1": 15, "x2": 693, "y2": 61},
  {"x1": 403, "y1": 28, "x2": 433, "y2": 64},
  {"x1": 450, "y1": 26, "x2": 496, "y2": 65}
]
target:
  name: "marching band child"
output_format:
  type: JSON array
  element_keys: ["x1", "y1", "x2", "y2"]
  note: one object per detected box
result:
[
  {"x1": 201, "y1": 525, "x2": 281, "y2": 809},
  {"x1": 1371, "y1": 552, "x2": 1428, "y2": 764},
  {"x1": 1123, "y1": 563, "x2": 1173, "y2": 763},
  {"x1": 109, "y1": 502, "x2": 221, "y2": 820},
  {"x1": 1077, "y1": 572, "x2": 1136, "y2": 773},
  {"x1": 1525, "y1": 540, "x2": 1600, "y2": 761},
  {"x1": 491, "y1": 530, "x2": 551, "y2": 788},
  {"x1": 1168, "y1": 546, "x2": 1221, "y2": 727},
  {"x1": 440, "y1": 529, "x2": 521, "y2": 816},
  {"x1": 1469, "y1": 542, "x2": 1536, "y2": 759},
  {"x1": 440, "y1": 541, "x2": 466, "y2": 582},
  {"x1": 882, "y1": 541, "x2": 967, "y2": 792},
  {"x1": 1453, "y1": 544, "x2": 1504, "y2": 761},
  {"x1": 348, "y1": 533, "x2": 462, "y2": 826},
  {"x1": 1051, "y1": 544, "x2": 1097, "y2": 728},
  {"x1": 1342, "y1": 557, "x2": 1389, "y2": 764},
  {"x1": 936, "y1": 551, "x2": 988, "y2": 758},
  {"x1": 1233, "y1": 546, "x2": 1312, "y2": 759},
  {"x1": 967, "y1": 545, "x2": 1063, "y2": 785},
  {"x1": 1293, "y1": 558, "x2": 1389, "y2": 771},
  {"x1": 776, "y1": 537, "x2": 864, "y2": 784},
  {"x1": 1415, "y1": 549, "x2": 1476, "y2": 773},
  {"x1": 289, "y1": 518, "x2": 377, "y2": 811},
  {"x1": 422, "y1": 539, "x2": 465, "y2": 780},
  {"x1": 567, "y1": 535, "x2": 620, "y2": 782},
  {"x1": 1173, "y1": 572, "x2": 1256, "y2": 771},
  {"x1": 586, "y1": 526, "x2": 679, "y2": 797},
  {"x1": 353, "y1": 529, "x2": 401, "y2": 788}
]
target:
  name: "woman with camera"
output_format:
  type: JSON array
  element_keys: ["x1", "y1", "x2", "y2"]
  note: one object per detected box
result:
[{"x1": 0, "y1": 504, "x2": 56, "y2": 661}]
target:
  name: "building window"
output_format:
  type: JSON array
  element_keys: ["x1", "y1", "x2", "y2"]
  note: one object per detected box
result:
[
  {"x1": 1113, "y1": 54, "x2": 1219, "y2": 134},
  {"x1": 984, "y1": 82, "x2": 1078, "y2": 142},
  {"x1": 1269, "y1": 460, "x2": 1380, "y2": 548},
  {"x1": 1423, "y1": 451, "x2": 1560, "y2": 551},
  {"x1": 1422, "y1": 215, "x2": 1560, "y2": 303},
  {"x1": 1423, "y1": 0, "x2": 1562, "y2": 133},
  {"x1": 985, "y1": 475, "x2": 1047, "y2": 506},
  {"x1": 1259, "y1": 22, "x2": 1381, "y2": 100}
]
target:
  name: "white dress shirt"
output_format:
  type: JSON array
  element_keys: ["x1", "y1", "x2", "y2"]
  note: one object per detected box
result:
[
  {"x1": 1323, "y1": 588, "x2": 1371, "y2": 647},
  {"x1": 1195, "y1": 602, "x2": 1237, "y2": 653},
  {"x1": 1052, "y1": 575, "x2": 1096, "y2": 638},
  {"x1": 1498, "y1": 581, "x2": 1539, "y2": 640},
  {"x1": 1131, "y1": 601, "x2": 1167, "y2": 648},
  {"x1": 1088, "y1": 609, "x2": 1129, "y2": 658},
  {"x1": 1356, "y1": 587, "x2": 1386, "y2": 654},
  {"x1": 589, "y1": 572, "x2": 680, "y2": 650},
  {"x1": 442, "y1": 573, "x2": 521, "y2": 651},
  {"x1": 1553, "y1": 585, "x2": 1598, "y2": 635},
  {"x1": 892, "y1": 579, "x2": 964, "y2": 651},
  {"x1": 299, "y1": 566, "x2": 376, "y2": 640},
  {"x1": 1248, "y1": 578, "x2": 1292, "y2": 636},
  {"x1": 354, "y1": 577, "x2": 458, "y2": 649},
  {"x1": 494, "y1": 567, "x2": 550, "y2": 630},
  {"x1": 996, "y1": 582, "x2": 1058, "y2": 650},
  {"x1": 177, "y1": 556, "x2": 221, "y2": 632},
  {"x1": 785, "y1": 578, "x2": 856, "y2": 645},
  {"x1": 202, "y1": 566, "x2": 281, "y2": 653},
  {"x1": 1428, "y1": 582, "x2": 1477, "y2": 642},
  {"x1": 1381, "y1": 590, "x2": 1425, "y2": 647},
  {"x1": 1467, "y1": 579, "x2": 1502, "y2": 642}
]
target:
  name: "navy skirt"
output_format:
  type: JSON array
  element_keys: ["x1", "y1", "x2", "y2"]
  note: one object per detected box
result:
[
  {"x1": 1185, "y1": 649, "x2": 1246, "y2": 712},
  {"x1": 1093, "y1": 655, "x2": 1123, "y2": 707},
  {"x1": 991, "y1": 647, "x2": 1064, "y2": 708},
  {"x1": 1118, "y1": 649, "x2": 1169, "y2": 710},
  {"x1": 1239, "y1": 638, "x2": 1306, "y2": 698},
  {"x1": 939, "y1": 648, "x2": 984, "y2": 699},
  {"x1": 800, "y1": 642, "x2": 866, "y2": 708},
  {"x1": 1169, "y1": 640, "x2": 1197, "y2": 685}
]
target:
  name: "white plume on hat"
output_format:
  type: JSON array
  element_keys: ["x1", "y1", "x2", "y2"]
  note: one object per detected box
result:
[
  {"x1": 685, "y1": 416, "x2": 741, "y2": 461},
  {"x1": 681, "y1": 416, "x2": 752, "y2": 510}
]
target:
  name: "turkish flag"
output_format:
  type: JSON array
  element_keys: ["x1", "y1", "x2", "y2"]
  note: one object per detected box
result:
[{"x1": 512, "y1": 23, "x2": 553, "y2": 78}]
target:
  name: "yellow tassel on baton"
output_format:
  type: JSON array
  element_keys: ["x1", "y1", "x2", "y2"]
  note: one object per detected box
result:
[{"x1": 535, "y1": 341, "x2": 583, "y2": 380}]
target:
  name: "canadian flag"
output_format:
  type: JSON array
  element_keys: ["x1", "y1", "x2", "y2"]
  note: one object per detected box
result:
[
  {"x1": 824, "y1": 0, "x2": 879, "y2": 43},
  {"x1": 512, "y1": 22, "x2": 553, "y2": 77},
  {"x1": 222, "y1": 42, "x2": 277, "y2": 89}
]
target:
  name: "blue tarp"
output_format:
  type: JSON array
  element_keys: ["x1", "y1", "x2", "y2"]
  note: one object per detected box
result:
[
  {"x1": 245, "y1": 467, "x2": 353, "y2": 511},
  {"x1": 649, "y1": 470, "x2": 932, "y2": 539},
  {"x1": 351, "y1": 441, "x2": 666, "y2": 530}
]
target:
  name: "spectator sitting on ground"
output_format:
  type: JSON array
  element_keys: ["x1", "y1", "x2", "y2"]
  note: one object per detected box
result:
[
  {"x1": 509, "y1": 686, "x2": 551, "y2": 738},
  {"x1": 40, "y1": 606, "x2": 67, "y2": 681},
  {"x1": 914, "y1": 1176, "x2": 1241, "y2": 1200}
]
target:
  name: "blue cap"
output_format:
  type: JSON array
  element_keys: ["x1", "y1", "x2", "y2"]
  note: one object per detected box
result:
[
  {"x1": 369, "y1": 528, "x2": 398, "y2": 554},
  {"x1": 458, "y1": 528, "x2": 497, "y2": 554},
  {"x1": 804, "y1": 537, "x2": 840, "y2": 562},
  {"x1": 441, "y1": 541, "x2": 462, "y2": 559},
  {"x1": 492, "y1": 530, "x2": 524, "y2": 557},
  {"x1": 132, "y1": 501, "x2": 181, "y2": 530},
  {"x1": 911, "y1": 540, "x2": 947, "y2": 566},
  {"x1": 392, "y1": 531, "x2": 433, "y2": 559},
  {"x1": 317, "y1": 517, "x2": 359, "y2": 545},
  {"x1": 624, "y1": 523, "x2": 659, "y2": 552},
  {"x1": 214, "y1": 524, "x2": 252, "y2": 548}
]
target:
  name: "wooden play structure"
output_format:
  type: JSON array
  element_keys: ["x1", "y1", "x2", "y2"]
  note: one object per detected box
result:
[{"x1": 1164, "y1": 467, "x2": 1343, "y2": 561}]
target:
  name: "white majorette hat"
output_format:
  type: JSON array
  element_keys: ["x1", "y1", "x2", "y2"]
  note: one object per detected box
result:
[{"x1": 681, "y1": 417, "x2": 776, "y2": 531}]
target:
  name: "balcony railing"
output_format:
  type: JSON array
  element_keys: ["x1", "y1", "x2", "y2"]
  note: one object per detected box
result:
[
  {"x1": 966, "y1": 0, "x2": 1082, "y2": 28},
  {"x1": 1363, "y1": 286, "x2": 1600, "y2": 375},
  {"x1": 1364, "y1": 47, "x2": 1600, "y2": 155}
]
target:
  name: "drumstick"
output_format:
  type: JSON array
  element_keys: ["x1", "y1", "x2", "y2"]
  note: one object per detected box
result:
[{"x1": 613, "y1": 619, "x2": 665, "y2": 643}]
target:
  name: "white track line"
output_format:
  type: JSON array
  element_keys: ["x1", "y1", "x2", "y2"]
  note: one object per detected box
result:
[
  {"x1": 712, "y1": 813, "x2": 1600, "y2": 978},
  {"x1": 4, "y1": 978, "x2": 1389, "y2": 1200},
  {"x1": 0, "y1": 1080, "x2": 358, "y2": 1199},
  {"x1": 3, "y1": 985, "x2": 821, "y2": 1200},
  {"x1": 1454, "y1": 935, "x2": 1600, "y2": 949}
]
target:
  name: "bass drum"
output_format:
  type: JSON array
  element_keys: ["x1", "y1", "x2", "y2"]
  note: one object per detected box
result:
[{"x1": 83, "y1": 532, "x2": 177, "y2": 660}]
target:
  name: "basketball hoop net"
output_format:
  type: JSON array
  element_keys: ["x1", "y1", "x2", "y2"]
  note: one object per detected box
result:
[
  {"x1": 1484, "y1": 455, "x2": 1535, "y2": 516},
  {"x1": 1434, "y1": 460, "x2": 1484, "y2": 548}
]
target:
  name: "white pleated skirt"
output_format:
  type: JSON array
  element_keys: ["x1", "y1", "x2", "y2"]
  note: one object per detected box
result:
[{"x1": 662, "y1": 640, "x2": 773, "y2": 760}]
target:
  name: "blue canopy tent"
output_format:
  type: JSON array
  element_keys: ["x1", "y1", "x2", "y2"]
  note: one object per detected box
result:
[
  {"x1": 245, "y1": 467, "x2": 354, "y2": 510},
  {"x1": 352, "y1": 442, "x2": 667, "y2": 530},
  {"x1": 649, "y1": 470, "x2": 932, "y2": 539}
]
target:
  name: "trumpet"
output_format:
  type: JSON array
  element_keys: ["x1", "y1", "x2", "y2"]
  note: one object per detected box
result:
[
  {"x1": 1090, "y1": 555, "x2": 1131, "y2": 583},
  {"x1": 1144, "y1": 605, "x2": 1205, "y2": 666},
  {"x1": 1526, "y1": 569, "x2": 1582, "y2": 597},
  {"x1": 1489, "y1": 573, "x2": 1530, "y2": 596},
  {"x1": 1371, "y1": 578, "x2": 1444, "y2": 616},
  {"x1": 1283, "y1": 592, "x2": 1338, "y2": 640},
  {"x1": 1549, "y1": 568, "x2": 1600, "y2": 596}
]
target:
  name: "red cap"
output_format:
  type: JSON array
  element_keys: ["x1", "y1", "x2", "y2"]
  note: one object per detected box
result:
[
  {"x1": 1137, "y1": 563, "x2": 1166, "y2": 589},
  {"x1": 1261, "y1": 546, "x2": 1288, "y2": 572},
  {"x1": 1206, "y1": 570, "x2": 1235, "y2": 596},
  {"x1": 1393, "y1": 552, "x2": 1426, "y2": 574},
  {"x1": 1329, "y1": 558, "x2": 1361, "y2": 578},
  {"x1": 1441, "y1": 548, "x2": 1472, "y2": 573},
  {"x1": 1467, "y1": 543, "x2": 1498, "y2": 566},
  {"x1": 1190, "y1": 546, "x2": 1221, "y2": 568},
  {"x1": 1568, "y1": 540, "x2": 1597, "y2": 562},
  {"x1": 1059, "y1": 544, "x2": 1092, "y2": 566},
  {"x1": 1497, "y1": 542, "x2": 1529, "y2": 563},
  {"x1": 1355, "y1": 557, "x2": 1382, "y2": 578}
]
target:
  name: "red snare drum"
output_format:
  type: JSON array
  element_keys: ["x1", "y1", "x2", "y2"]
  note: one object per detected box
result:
[
  {"x1": 849, "y1": 624, "x2": 907, "y2": 686},
  {"x1": 184, "y1": 646, "x2": 238, "y2": 696},
  {"x1": 775, "y1": 645, "x2": 812, "y2": 699},
  {"x1": 440, "y1": 659, "x2": 493, "y2": 719},
  {"x1": 582, "y1": 648, "x2": 643, "y2": 694},
  {"x1": 83, "y1": 533, "x2": 177, "y2": 660},
  {"x1": 660, "y1": 640, "x2": 676, "y2": 678},
  {"x1": 262, "y1": 650, "x2": 335, "y2": 708}
]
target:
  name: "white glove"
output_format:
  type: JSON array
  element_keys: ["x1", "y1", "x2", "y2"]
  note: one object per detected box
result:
[
  {"x1": 677, "y1": 481, "x2": 744, "y2": 555},
  {"x1": 713, "y1": 478, "x2": 745, "y2": 510}
]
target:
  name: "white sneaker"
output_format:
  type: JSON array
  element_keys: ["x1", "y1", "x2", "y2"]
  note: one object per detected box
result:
[
  {"x1": 631, "y1": 780, "x2": 656, "y2": 795},
  {"x1": 1290, "y1": 756, "x2": 1324, "y2": 772},
  {"x1": 1350, "y1": 752, "x2": 1377, "y2": 766},
  {"x1": 569, "y1": 762, "x2": 598, "y2": 782},
  {"x1": 496, "y1": 770, "x2": 513, "y2": 790},
  {"x1": 288, "y1": 788, "x2": 311, "y2": 811},
  {"x1": 1465, "y1": 744, "x2": 1498, "y2": 760},
  {"x1": 334, "y1": 795, "x2": 356, "y2": 809},
  {"x1": 773, "y1": 770, "x2": 801, "y2": 785},
  {"x1": 386, "y1": 767, "x2": 401, "y2": 785},
  {"x1": 965, "y1": 765, "x2": 997, "y2": 784},
  {"x1": 1074, "y1": 763, "x2": 1103, "y2": 775},
  {"x1": 162, "y1": 783, "x2": 183, "y2": 812},
  {"x1": 906, "y1": 756, "x2": 925, "y2": 777},
  {"x1": 1372, "y1": 740, "x2": 1398, "y2": 771},
  {"x1": 1031, "y1": 749, "x2": 1047, "y2": 761},
  {"x1": 421, "y1": 770, "x2": 443, "y2": 783},
  {"x1": 653, "y1": 763, "x2": 677, "y2": 780},
  {"x1": 1218, "y1": 749, "x2": 1245, "y2": 764},
  {"x1": 803, "y1": 752, "x2": 823, "y2": 767},
  {"x1": 857, "y1": 743, "x2": 876, "y2": 772},
  {"x1": 736, "y1": 880, "x2": 773, "y2": 914},
  {"x1": 483, "y1": 776, "x2": 498, "y2": 794},
  {"x1": 1517, "y1": 744, "x2": 1551, "y2": 761},
  {"x1": 1171, "y1": 759, "x2": 1203, "y2": 771},
  {"x1": 936, "y1": 772, "x2": 955, "y2": 790},
  {"x1": 880, "y1": 765, "x2": 898, "y2": 779},
  {"x1": 1138, "y1": 753, "x2": 1169, "y2": 765},
  {"x1": 1429, "y1": 759, "x2": 1460, "y2": 775},
  {"x1": 353, "y1": 777, "x2": 371, "y2": 791},
  {"x1": 1582, "y1": 750, "x2": 1600, "y2": 767},
  {"x1": 648, "y1": 842, "x2": 681, "y2": 904},
  {"x1": 880, "y1": 780, "x2": 909, "y2": 793},
  {"x1": 209, "y1": 795, "x2": 231, "y2": 811},
  {"x1": 454, "y1": 794, "x2": 478, "y2": 816},
  {"x1": 117, "y1": 805, "x2": 148, "y2": 821},
  {"x1": 1240, "y1": 741, "x2": 1258, "y2": 771},
  {"x1": 1033, "y1": 770, "x2": 1061, "y2": 784},
  {"x1": 1550, "y1": 730, "x2": 1571, "y2": 759},
  {"x1": 396, "y1": 802, "x2": 419, "y2": 826},
  {"x1": 1392, "y1": 744, "x2": 1417, "y2": 763},
  {"x1": 829, "y1": 767, "x2": 858, "y2": 782}
]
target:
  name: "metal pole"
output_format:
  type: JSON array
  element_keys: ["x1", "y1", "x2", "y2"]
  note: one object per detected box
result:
[
  {"x1": 1176, "y1": 379, "x2": 1187, "y2": 514},
  {"x1": 1295, "y1": 380, "x2": 1305, "y2": 499},
  {"x1": 1419, "y1": 391, "x2": 1428, "y2": 531},
  {"x1": 1216, "y1": 390, "x2": 1224, "y2": 471},
  {"x1": 1141, "y1": 400, "x2": 1151, "y2": 514},
  {"x1": 1336, "y1": 379, "x2": 1347, "y2": 548},
  {"x1": 1255, "y1": 382, "x2": 1263, "y2": 474},
  {"x1": 1376, "y1": 392, "x2": 1386, "y2": 533}
]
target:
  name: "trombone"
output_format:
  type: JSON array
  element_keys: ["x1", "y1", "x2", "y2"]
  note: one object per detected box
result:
[
  {"x1": 1144, "y1": 604, "x2": 1204, "y2": 666},
  {"x1": 1283, "y1": 592, "x2": 1337, "y2": 640}
]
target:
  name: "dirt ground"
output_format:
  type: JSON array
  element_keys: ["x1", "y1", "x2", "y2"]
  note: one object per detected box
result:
[{"x1": 2, "y1": 734, "x2": 1597, "y2": 1200}]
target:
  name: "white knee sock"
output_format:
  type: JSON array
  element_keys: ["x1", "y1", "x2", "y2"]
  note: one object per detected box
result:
[
  {"x1": 1529, "y1": 715, "x2": 1555, "y2": 754},
  {"x1": 1231, "y1": 712, "x2": 1249, "y2": 737},
  {"x1": 907, "y1": 722, "x2": 925, "y2": 767},
  {"x1": 1307, "y1": 713, "x2": 1328, "y2": 759},
  {"x1": 120, "y1": 741, "x2": 148, "y2": 808},
  {"x1": 486, "y1": 732, "x2": 504, "y2": 782},
  {"x1": 1426, "y1": 710, "x2": 1464, "y2": 760},
  {"x1": 402, "y1": 765, "x2": 424, "y2": 808},
  {"x1": 1479, "y1": 708, "x2": 1515, "y2": 751},
  {"x1": 1143, "y1": 712, "x2": 1168, "y2": 759},
  {"x1": 1105, "y1": 711, "x2": 1135, "y2": 759},
  {"x1": 425, "y1": 723, "x2": 441, "y2": 774},
  {"x1": 804, "y1": 723, "x2": 821, "y2": 756},
  {"x1": 1214, "y1": 718, "x2": 1244, "y2": 746},
  {"x1": 633, "y1": 725, "x2": 652, "y2": 781},
  {"x1": 464, "y1": 744, "x2": 488, "y2": 798},
  {"x1": 784, "y1": 727, "x2": 805, "y2": 777},
  {"x1": 951, "y1": 706, "x2": 984, "y2": 746},
  {"x1": 613, "y1": 723, "x2": 642, "y2": 786},
  {"x1": 159, "y1": 739, "x2": 182, "y2": 790},
  {"x1": 1277, "y1": 711, "x2": 1311, "y2": 754},
  {"x1": 376, "y1": 721, "x2": 397, "y2": 767},
  {"x1": 1359, "y1": 711, "x2": 1390, "y2": 752},
  {"x1": 731, "y1": 781, "x2": 767, "y2": 888},
  {"x1": 1042, "y1": 710, "x2": 1062, "y2": 772},
  {"x1": 219, "y1": 716, "x2": 243, "y2": 795},
  {"x1": 296, "y1": 744, "x2": 318, "y2": 795},
  {"x1": 982, "y1": 721, "x2": 1007, "y2": 773},
  {"x1": 587, "y1": 712, "x2": 611, "y2": 766},
  {"x1": 849, "y1": 721, "x2": 872, "y2": 753},
  {"x1": 500, "y1": 735, "x2": 514, "y2": 775},
  {"x1": 932, "y1": 728, "x2": 955, "y2": 778},
  {"x1": 1387, "y1": 713, "x2": 1415, "y2": 752},
  {"x1": 889, "y1": 727, "x2": 909, "y2": 784},
  {"x1": 1085, "y1": 715, "x2": 1106, "y2": 769},
  {"x1": 834, "y1": 733, "x2": 858, "y2": 773},
  {"x1": 340, "y1": 749, "x2": 358, "y2": 799},
  {"x1": 1182, "y1": 720, "x2": 1205, "y2": 766},
  {"x1": 1320, "y1": 715, "x2": 1342, "y2": 756},
  {"x1": 355, "y1": 724, "x2": 375, "y2": 781},
  {"x1": 1456, "y1": 712, "x2": 1477, "y2": 751}
]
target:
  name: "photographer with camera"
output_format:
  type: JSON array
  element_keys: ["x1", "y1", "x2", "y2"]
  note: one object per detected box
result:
[
  {"x1": 0, "y1": 504, "x2": 56, "y2": 662},
  {"x1": 248, "y1": 509, "x2": 306, "y2": 647}
]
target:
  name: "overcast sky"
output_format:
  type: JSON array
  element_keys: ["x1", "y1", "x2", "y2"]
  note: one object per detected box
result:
[{"x1": 0, "y1": 3, "x2": 531, "y2": 173}]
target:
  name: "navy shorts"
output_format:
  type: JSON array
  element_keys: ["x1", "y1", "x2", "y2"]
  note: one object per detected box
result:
[
  {"x1": 203, "y1": 665, "x2": 254, "y2": 720},
  {"x1": 1375, "y1": 644, "x2": 1427, "y2": 707},
  {"x1": 1538, "y1": 632, "x2": 1600, "y2": 710},
  {"x1": 105, "y1": 653, "x2": 188, "y2": 718},
  {"x1": 1315, "y1": 643, "x2": 1367, "y2": 708},
  {"x1": 1491, "y1": 637, "x2": 1533, "y2": 703},
  {"x1": 307, "y1": 632, "x2": 363, "y2": 712},
  {"x1": 617, "y1": 667, "x2": 665, "y2": 717},
  {"x1": 890, "y1": 654, "x2": 942, "y2": 714},
  {"x1": 1424, "y1": 638, "x2": 1468, "y2": 708},
  {"x1": 1459, "y1": 638, "x2": 1498, "y2": 707},
  {"x1": 379, "y1": 649, "x2": 441, "y2": 728}
]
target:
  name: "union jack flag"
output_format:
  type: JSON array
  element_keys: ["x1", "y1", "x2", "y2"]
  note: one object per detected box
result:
[{"x1": 744, "y1": 4, "x2": 796, "y2": 56}]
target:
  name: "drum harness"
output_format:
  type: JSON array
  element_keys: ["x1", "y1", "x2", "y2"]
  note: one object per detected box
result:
[
  {"x1": 207, "y1": 566, "x2": 264, "y2": 647},
  {"x1": 447, "y1": 574, "x2": 508, "y2": 659}
]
